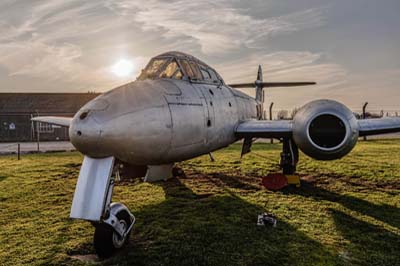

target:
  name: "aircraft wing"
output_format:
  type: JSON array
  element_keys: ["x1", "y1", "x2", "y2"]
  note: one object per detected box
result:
[
  {"x1": 358, "y1": 117, "x2": 400, "y2": 136},
  {"x1": 235, "y1": 120, "x2": 292, "y2": 139},
  {"x1": 31, "y1": 116, "x2": 72, "y2": 127},
  {"x1": 236, "y1": 118, "x2": 400, "y2": 139}
]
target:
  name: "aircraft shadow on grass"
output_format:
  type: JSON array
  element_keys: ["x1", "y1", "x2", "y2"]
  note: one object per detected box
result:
[
  {"x1": 68, "y1": 171, "x2": 400, "y2": 266},
  {"x1": 282, "y1": 180, "x2": 400, "y2": 229},
  {"x1": 71, "y1": 176, "x2": 342, "y2": 266},
  {"x1": 330, "y1": 209, "x2": 400, "y2": 266},
  {"x1": 282, "y1": 180, "x2": 400, "y2": 266}
]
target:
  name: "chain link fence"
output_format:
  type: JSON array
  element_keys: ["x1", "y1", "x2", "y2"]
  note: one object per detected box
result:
[{"x1": 0, "y1": 141, "x2": 75, "y2": 157}]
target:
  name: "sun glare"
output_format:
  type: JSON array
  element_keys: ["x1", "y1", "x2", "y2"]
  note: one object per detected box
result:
[{"x1": 111, "y1": 59, "x2": 135, "y2": 77}]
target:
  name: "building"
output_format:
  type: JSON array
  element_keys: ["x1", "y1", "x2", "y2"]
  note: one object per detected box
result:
[{"x1": 0, "y1": 93, "x2": 100, "y2": 142}]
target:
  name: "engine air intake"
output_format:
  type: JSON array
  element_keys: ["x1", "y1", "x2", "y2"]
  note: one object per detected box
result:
[
  {"x1": 292, "y1": 100, "x2": 359, "y2": 160},
  {"x1": 308, "y1": 114, "x2": 346, "y2": 149}
]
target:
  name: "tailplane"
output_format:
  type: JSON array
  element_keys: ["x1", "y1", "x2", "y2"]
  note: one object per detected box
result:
[{"x1": 228, "y1": 66, "x2": 316, "y2": 119}]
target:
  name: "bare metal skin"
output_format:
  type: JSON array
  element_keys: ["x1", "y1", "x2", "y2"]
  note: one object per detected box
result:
[
  {"x1": 69, "y1": 54, "x2": 256, "y2": 165},
  {"x1": 31, "y1": 51, "x2": 400, "y2": 258},
  {"x1": 34, "y1": 51, "x2": 400, "y2": 166}
]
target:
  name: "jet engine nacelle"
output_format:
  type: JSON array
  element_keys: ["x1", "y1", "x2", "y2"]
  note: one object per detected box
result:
[{"x1": 292, "y1": 100, "x2": 359, "y2": 160}]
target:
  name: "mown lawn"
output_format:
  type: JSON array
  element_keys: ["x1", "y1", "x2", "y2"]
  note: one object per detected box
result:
[{"x1": 0, "y1": 140, "x2": 399, "y2": 266}]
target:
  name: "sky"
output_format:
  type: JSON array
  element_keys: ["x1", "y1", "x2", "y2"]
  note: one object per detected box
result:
[{"x1": 0, "y1": 0, "x2": 399, "y2": 112}]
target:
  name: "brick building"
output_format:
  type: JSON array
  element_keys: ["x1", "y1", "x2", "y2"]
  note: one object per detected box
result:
[{"x1": 0, "y1": 93, "x2": 99, "y2": 142}]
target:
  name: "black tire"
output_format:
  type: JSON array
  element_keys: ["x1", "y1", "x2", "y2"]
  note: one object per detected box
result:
[
  {"x1": 172, "y1": 167, "x2": 183, "y2": 177},
  {"x1": 93, "y1": 210, "x2": 132, "y2": 258}
]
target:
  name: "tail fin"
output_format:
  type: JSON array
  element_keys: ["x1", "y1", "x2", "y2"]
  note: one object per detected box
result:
[
  {"x1": 228, "y1": 66, "x2": 316, "y2": 119},
  {"x1": 255, "y1": 65, "x2": 263, "y2": 103},
  {"x1": 228, "y1": 64, "x2": 316, "y2": 90},
  {"x1": 255, "y1": 65, "x2": 264, "y2": 119}
]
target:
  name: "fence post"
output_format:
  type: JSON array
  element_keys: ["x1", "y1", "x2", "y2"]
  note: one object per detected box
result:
[
  {"x1": 17, "y1": 143, "x2": 20, "y2": 160},
  {"x1": 362, "y1": 102, "x2": 368, "y2": 141},
  {"x1": 269, "y1": 102, "x2": 274, "y2": 144},
  {"x1": 36, "y1": 121, "x2": 40, "y2": 152}
]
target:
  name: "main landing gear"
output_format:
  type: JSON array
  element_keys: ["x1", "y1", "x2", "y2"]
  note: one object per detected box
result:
[
  {"x1": 261, "y1": 138, "x2": 300, "y2": 190},
  {"x1": 280, "y1": 138, "x2": 299, "y2": 175},
  {"x1": 241, "y1": 137, "x2": 299, "y2": 175}
]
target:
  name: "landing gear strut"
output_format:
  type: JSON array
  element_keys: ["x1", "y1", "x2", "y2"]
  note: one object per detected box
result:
[
  {"x1": 280, "y1": 138, "x2": 299, "y2": 175},
  {"x1": 93, "y1": 169, "x2": 135, "y2": 258},
  {"x1": 93, "y1": 203, "x2": 135, "y2": 258},
  {"x1": 69, "y1": 156, "x2": 135, "y2": 259}
]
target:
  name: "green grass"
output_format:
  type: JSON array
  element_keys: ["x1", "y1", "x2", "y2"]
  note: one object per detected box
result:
[{"x1": 0, "y1": 140, "x2": 399, "y2": 266}]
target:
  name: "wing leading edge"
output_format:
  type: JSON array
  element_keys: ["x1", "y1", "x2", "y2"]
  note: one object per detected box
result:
[
  {"x1": 358, "y1": 117, "x2": 400, "y2": 136},
  {"x1": 235, "y1": 120, "x2": 293, "y2": 139},
  {"x1": 31, "y1": 116, "x2": 72, "y2": 127},
  {"x1": 236, "y1": 117, "x2": 400, "y2": 139}
]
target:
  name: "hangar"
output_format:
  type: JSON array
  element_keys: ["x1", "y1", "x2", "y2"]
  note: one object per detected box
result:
[{"x1": 0, "y1": 93, "x2": 99, "y2": 142}]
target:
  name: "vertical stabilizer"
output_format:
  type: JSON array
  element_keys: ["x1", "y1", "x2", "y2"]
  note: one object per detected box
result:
[
  {"x1": 255, "y1": 65, "x2": 264, "y2": 119},
  {"x1": 257, "y1": 65, "x2": 263, "y2": 83},
  {"x1": 255, "y1": 65, "x2": 263, "y2": 102},
  {"x1": 227, "y1": 65, "x2": 315, "y2": 120}
]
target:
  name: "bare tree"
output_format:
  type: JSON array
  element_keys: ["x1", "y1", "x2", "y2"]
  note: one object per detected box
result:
[
  {"x1": 290, "y1": 107, "x2": 300, "y2": 119},
  {"x1": 277, "y1": 110, "x2": 289, "y2": 120}
]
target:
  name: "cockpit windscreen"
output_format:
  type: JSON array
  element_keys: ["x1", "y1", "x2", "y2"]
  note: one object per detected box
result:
[
  {"x1": 138, "y1": 58, "x2": 184, "y2": 80},
  {"x1": 137, "y1": 55, "x2": 222, "y2": 84}
]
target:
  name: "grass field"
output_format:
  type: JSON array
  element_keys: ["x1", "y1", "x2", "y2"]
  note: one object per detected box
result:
[{"x1": 0, "y1": 140, "x2": 399, "y2": 266}]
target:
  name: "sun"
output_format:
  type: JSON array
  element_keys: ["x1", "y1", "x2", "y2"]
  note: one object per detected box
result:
[{"x1": 111, "y1": 59, "x2": 135, "y2": 77}]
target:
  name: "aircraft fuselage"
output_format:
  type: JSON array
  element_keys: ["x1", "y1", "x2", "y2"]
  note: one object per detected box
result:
[{"x1": 69, "y1": 79, "x2": 257, "y2": 165}]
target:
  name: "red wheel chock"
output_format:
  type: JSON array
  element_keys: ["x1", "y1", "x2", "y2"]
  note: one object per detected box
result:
[{"x1": 261, "y1": 174, "x2": 300, "y2": 190}]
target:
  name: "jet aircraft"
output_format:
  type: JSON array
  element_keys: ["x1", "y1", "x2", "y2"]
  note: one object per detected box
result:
[{"x1": 33, "y1": 51, "x2": 400, "y2": 257}]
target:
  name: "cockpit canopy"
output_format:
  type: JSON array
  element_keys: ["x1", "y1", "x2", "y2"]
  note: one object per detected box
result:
[{"x1": 137, "y1": 51, "x2": 224, "y2": 84}]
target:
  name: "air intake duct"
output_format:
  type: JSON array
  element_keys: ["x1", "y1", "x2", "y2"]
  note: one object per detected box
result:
[{"x1": 292, "y1": 100, "x2": 359, "y2": 160}]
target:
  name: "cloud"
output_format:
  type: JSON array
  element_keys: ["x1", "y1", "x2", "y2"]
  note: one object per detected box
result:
[
  {"x1": 0, "y1": 40, "x2": 111, "y2": 90},
  {"x1": 0, "y1": 0, "x2": 398, "y2": 111},
  {"x1": 217, "y1": 50, "x2": 400, "y2": 112},
  {"x1": 211, "y1": 51, "x2": 348, "y2": 109},
  {"x1": 105, "y1": 0, "x2": 326, "y2": 54},
  {"x1": 0, "y1": 0, "x2": 329, "y2": 92},
  {"x1": 216, "y1": 51, "x2": 346, "y2": 87},
  {"x1": 0, "y1": 1, "x2": 137, "y2": 91}
]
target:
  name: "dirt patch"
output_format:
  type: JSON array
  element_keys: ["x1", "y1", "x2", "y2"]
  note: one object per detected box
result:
[
  {"x1": 58, "y1": 169, "x2": 79, "y2": 179},
  {"x1": 181, "y1": 169, "x2": 262, "y2": 193},
  {"x1": 300, "y1": 173, "x2": 400, "y2": 191},
  {"x1": 63, "y1": 163, "x2": 81, "y2": 169},
  {"x1": 70, "y1": 254, "x2": 98, "y2": 262}
]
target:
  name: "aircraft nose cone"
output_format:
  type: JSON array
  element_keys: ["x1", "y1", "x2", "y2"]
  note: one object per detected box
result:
[{"x1": 69, "y1": 110, "x2": 110, "y2": 157}]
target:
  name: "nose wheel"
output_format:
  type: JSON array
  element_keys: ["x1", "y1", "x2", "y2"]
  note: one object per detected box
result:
[
  {"x1": 70, "y1": 157, "x2": 136, "y2": 258},
  {"x1": 93, "y1": 203, "x2": 135, "y2": 258}
]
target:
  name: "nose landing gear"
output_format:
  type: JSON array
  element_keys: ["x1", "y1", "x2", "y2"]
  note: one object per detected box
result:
[
  {"x1": 92, "y1": 167, "x2": 135, "y2": 258},
  {"x1": 69, "y1": 156, "x2": 135, "y2": 258},
  {"x1": 93, "y1": 203, "x2": 135, "y2": 258}
]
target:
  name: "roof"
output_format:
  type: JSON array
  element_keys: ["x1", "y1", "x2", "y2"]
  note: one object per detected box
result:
[{"x1": 0, "y1": 93, "x2": 100, "y2": 115}]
